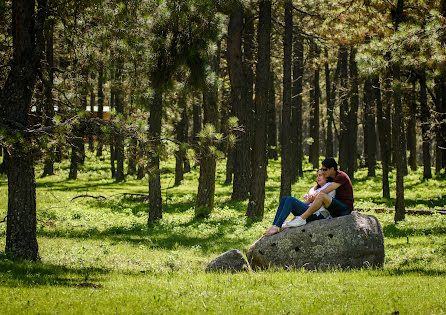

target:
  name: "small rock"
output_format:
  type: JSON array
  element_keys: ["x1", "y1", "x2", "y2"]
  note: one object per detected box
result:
[{"x1": 206, "y1": 249, "x2": 250, "y2": 273}]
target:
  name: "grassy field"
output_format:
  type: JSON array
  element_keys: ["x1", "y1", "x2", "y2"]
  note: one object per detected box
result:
[{"x1": 0, "y1": 152, "x2": 445, "y2": 314}]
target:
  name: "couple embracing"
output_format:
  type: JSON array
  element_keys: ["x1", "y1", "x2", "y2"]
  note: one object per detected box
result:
[{"x1": 263, "y1": 158, "x2": 354, "y2": 236}]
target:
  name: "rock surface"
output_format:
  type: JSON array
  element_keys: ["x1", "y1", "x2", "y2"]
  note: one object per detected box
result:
[
  {"x1": 247, "y1": 212, "x2": 385, "y2": 270},
  {"x1": 206, "y1": 249, "x2": 249, "y2": 273}
]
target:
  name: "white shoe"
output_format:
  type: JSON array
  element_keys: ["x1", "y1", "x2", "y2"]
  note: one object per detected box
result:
[{"x1": 283, "y1": 216, "x2": 306, "y2": 228}]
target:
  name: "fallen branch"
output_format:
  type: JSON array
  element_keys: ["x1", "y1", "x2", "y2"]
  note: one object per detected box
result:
[
  {"x1": 356, "y1": 207, "x2": 446, "y2": 216},
  {"x1": 70, "y1": 194, "x2": 107, "y2": 202}
]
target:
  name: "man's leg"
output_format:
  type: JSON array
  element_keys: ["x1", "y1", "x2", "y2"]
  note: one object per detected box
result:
[{"x1": 300, "y1": 193, "x2": 332, "y2": 220}]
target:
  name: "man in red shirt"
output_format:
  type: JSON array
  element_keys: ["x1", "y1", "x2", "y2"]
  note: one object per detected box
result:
[{"x1": 286, "y1": 157, "x2": 353, "y2": 227}]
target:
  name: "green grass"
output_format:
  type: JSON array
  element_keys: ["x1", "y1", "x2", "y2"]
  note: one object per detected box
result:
[{"x1": 0, "y1": 152, "x2": 445, "y2": 314}]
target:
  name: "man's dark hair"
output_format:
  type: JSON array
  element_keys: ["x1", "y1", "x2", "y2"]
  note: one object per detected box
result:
[{"x1": 322, "y1": 157, "x2": 338, "y2": 171}]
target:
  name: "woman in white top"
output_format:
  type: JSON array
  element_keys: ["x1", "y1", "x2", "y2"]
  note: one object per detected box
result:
[{"x1": 263, "y1": 169, "x2": 335, "y2": 236}]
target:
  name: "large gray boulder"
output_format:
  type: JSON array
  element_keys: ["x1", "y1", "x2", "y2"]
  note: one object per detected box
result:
[
  {"x1": 247, "y1": 212, "x2": 384, "y2": 270},
  {"x1": 206, "y1": 249, "x2": 250, "y2": 273}
]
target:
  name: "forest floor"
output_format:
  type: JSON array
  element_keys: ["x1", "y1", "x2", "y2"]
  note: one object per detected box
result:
[{"x1": 0, "y1": 152, "x2": 445, "y2": 314}]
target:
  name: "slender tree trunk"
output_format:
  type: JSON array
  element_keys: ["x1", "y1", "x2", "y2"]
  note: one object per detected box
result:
[
  {"x1": 96, "y1": 61, "x2": 104, "y2": 157},
  {"x1": 127, "y1": 138, "x2": 137, "y2": 175},
  {"x1": 42, "y1": 19, "x2": 55, "y2": 177},
  {"x1": 435, "y1": 76, "x2": 446, "y2": 174},
  {"x1": 192, "y1": 98, "x2": 202, "y2": 146},
  {"x1": 175, "y1": 103, "x2": 187, "y2": 185},
  {"x1": 114, "y1": 58, "x2": 125, "y2": 182},
  {"x1": 338, "y1": 45, "x2": 349, "y2": 171},
  {"x1": 420, "y1": 70, "x2": 432, "y2": 179},
  {"x1": 247, "y1": 0, "x2": 271, "y2": 220},
  {"x1": 347, "y1": 47, "x2": 359, "y2": 177},
  {"x1": 363, "y1": 76, "x2": 377, "y2": 176},
  {"x1": 291, "y1": 26, "x2": 304, "y2": 179},
  {"x1": 309, "y1": 42, "x2": 320, "y2": 170},
  {"x1": 377, "y1": 74, "x2": 391, "y2": 198},
  {"x1": 244, "y1": 7, "x2": 255, "y2": 175},
  {"x1": 195, "y1": 88, "x2": 218, "y2": 217},
  {"x1": 266, "y1": 70, "x2": 277, "y2": 160},
  {"x1": 68, "y1": 130, "x2": 83, "y2": 180},
  {"x1": 0, "y1": 0, "x2": 45, "y2": 260},
  {"x1": 137, "y1": 140, "x2": 145, "y2": 180},
  {"x1": 228, "y1": 5, "x2": 250, "y2": 200},
  {"x1": 407, "y1": 80, "x2": 417, "y2": 171},
  {"x1": 148, "y1": 88, "x2": 163, "y2": 222},
  {"x1": 392, "y1": 0, "x2": 406, "y2": 223},
  {"x1": 280, "y1": 0, "x2": 293, "y2": 198}
]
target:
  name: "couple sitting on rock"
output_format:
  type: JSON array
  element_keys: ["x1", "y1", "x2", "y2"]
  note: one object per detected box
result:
[{"x1": 263, "y1": 158, "x2": 354, "y2": 236}]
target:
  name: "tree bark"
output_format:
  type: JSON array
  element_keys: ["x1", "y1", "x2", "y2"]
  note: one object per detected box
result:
[
  {"x1": 392, "y1": 0, "x2": 405, "y2": 223},
  {"x1": 247, "y1": 0, "x2": 271, "y2": 220},
  {"x1": 0, "y1": 0, "x2": 46, "y2": 260},
  {"x1": 363, "y1": 76, "x2": 377, "y2": 176},
  {"x1": 41, "y1": 19, "x2": 55, "y2": 177},
  {"x1": 420, "y1": 70, "x2": 432, "y2": 179},
  {"x1": 243, "y1": 7, "x2": 255, "y2": 176},
  {"x1": 309, "y1": 42, "x2": 320, "y2": 170},
  {"x1": 175, "y1": 103, "x2": 188, "y2": 185},
  {"x1": 291, "y1": 27, "x2": 304, "y2": 179},
  {"x1": 280, "y1": 0, "x2": 293, "y2": 198},
  {"x1": 347, "y1": 47, "x2": 359, "y2": 177},
  {"x1": 266, "y1": 70, "x2": 277, "y2": 160},
  {"x1": 338, "y1": 45, "x2": 349, "y2": 172},
  {"x1": 228, "y1": 4, "x2": 250, "y2": 200},
  {"x1": 148, "y1": 88, "x2": 163, "y2": 222},
  {"x1": 96, "y1": 61, "x2": 104, "y2": 157},
  {"x1": 114, "y1": 58, "x2": 125, "y2": 182},
  {"x1": 195, "y1": 89, "x2": 218, "y2": 217},
  {"x1": 407, "y1": 80, "x2": 417, "y2": 171},
  {"x1": 377, "y1": 74, "x2": 391, "y2": 198}
]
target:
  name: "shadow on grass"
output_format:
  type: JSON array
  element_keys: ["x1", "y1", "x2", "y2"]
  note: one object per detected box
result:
[
  {"x1": 0, "y1": 253, "x2": 109, "y2": 288},
  {"x1": 382, "y1": 267, "x2": 446, "y2": 277},
  {"x1": 360, "y1": 196, "x2": 446, "y2": 209},
  {"x1": 383, "y1": 224, "x2": 446, "y2": 238}
]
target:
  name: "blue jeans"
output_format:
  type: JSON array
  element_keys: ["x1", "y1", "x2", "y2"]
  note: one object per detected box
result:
[{"x1": 272, "y1": 196, "x2": 325, "y2": 227}]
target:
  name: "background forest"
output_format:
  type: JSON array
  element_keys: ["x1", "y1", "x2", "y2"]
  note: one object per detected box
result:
[{"x1": 0, "y1": 0, "x2": 445, "y2": 313}]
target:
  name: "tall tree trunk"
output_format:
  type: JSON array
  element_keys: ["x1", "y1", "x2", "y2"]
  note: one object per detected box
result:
[
  {"x1": 42, "y1": 19, "x2": 55, "y2": 177},
  {"x1": 407, "y1": 80, "x2": 417, "y2": 171},
  {"x1": 377, "y1": 74, "x2": 391, "y2": 198},
  {"x1": 243, "y1": 7, "x2": 255, "y2": 176},
  {"x1": 175, "y1": 103, "x2": 188, "y2": 185},
  {"x1": 420, "y1": 70, "x2": 432, "y2": 179},
  {"x1": 435, "y1": 76, "x2": 446, "y2": 174},
  {"x1": 363, "y1": 76, "x2": 377, "y2": 176},
  {"x1": 0, "y1": 0, "x2": 44, "y2": 260},
  {"x1": 247, "y1": 0, "x2": 271, "y2": 220},
  {"x1": 266, "y1": 70, "x2": 277, "y2": 160},
  {"x1": 96, "y1": 61, "x2": 104, "y2": 157},
  {"x1": 195, "y1": 89, "x2": 218, "y2": 217},
  {"x1": 127, "y1": 138, "x2": 137, "y2": 175},
  {"x1": 148, "y1": 88, "x2": 163, "y2": 222},
  {"x1": 291, "y1": 26, "x2": 304, "y2": 179},
  {"x1": 68, "y1": 130, "x2": 83, "y2": 180},
  {"x1": 88, "y1": 75, "x2": 96, "y2": 153},
  {"x1": 228, "y1": 5, "x2": 250, "y2": 200},
  {"x1": 309, "y1": 42, "x2": 320, "y2": 170},
  {"x1": 392, "y1": 0, "x2": 405, "y2": 223},
  {"x1": 192, "y1": 97, "x2": 202, "y2": 146},
  {"x1": 347, "y1": 47, "x2": 359, "y2": 177},
  {"x1": 115, "y1": 59, "x2": 125, "y2": 182},
  {"x1": 338, "y1": 45, "x2": 349, "y2": 171},
  {"x1": 196, "y1": 43, "x2": 220, "y2": 217},
  {"x1": 280, "y1": 0, "x2": 293, "y2": 198}
]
